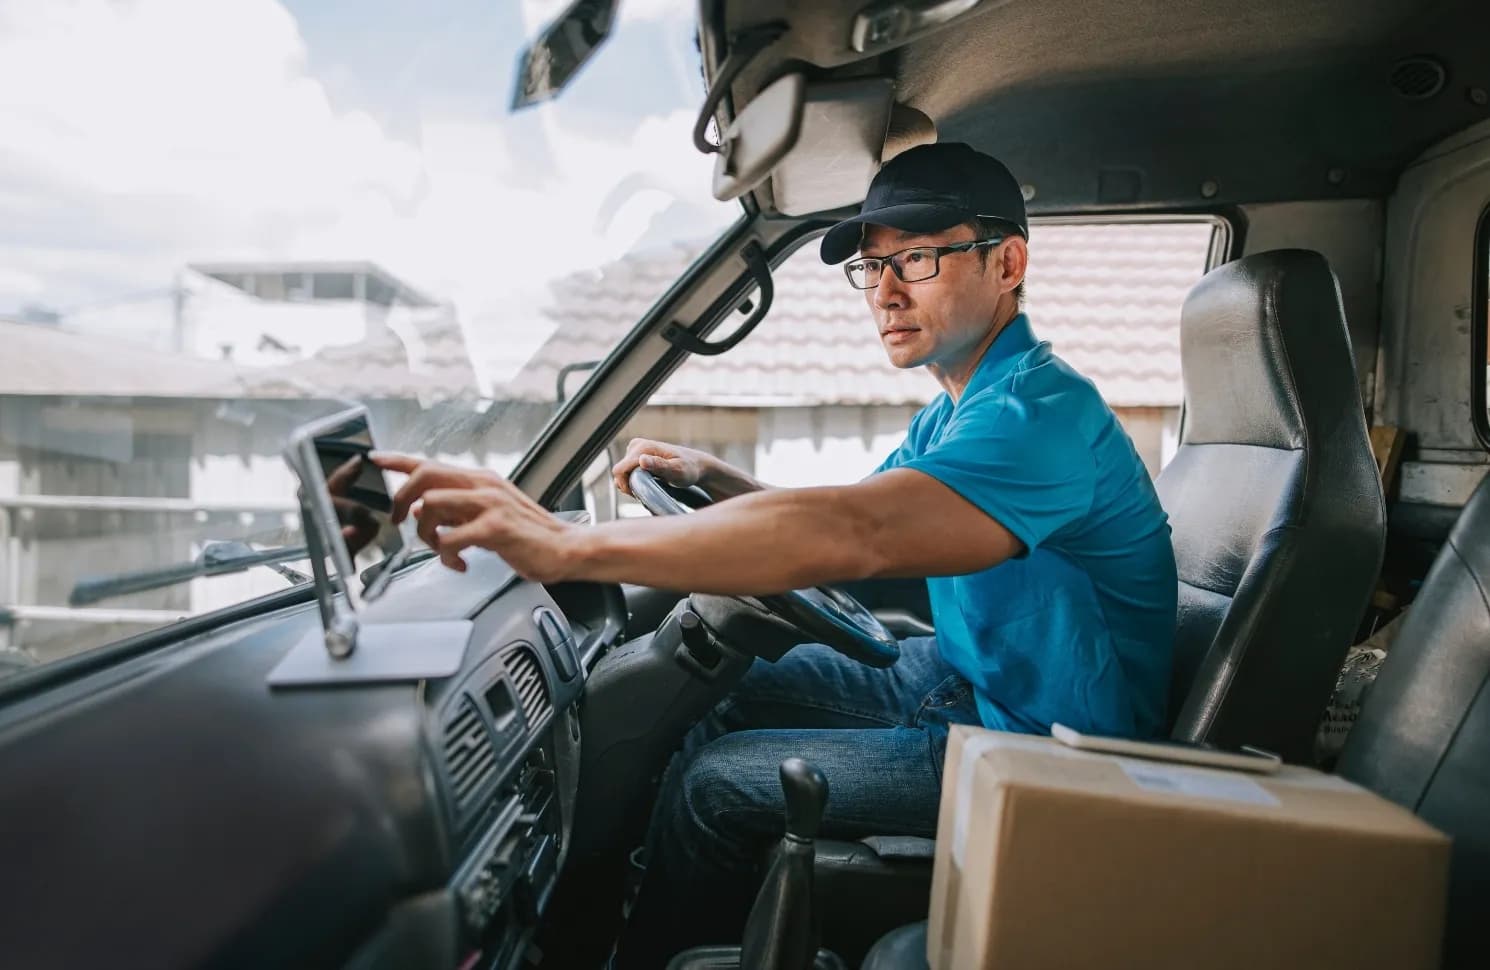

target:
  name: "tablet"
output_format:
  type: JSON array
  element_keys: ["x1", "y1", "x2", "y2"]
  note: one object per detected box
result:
[
  {"x1": 1050, "y1": 723, "x2": 1283, "y2": 774},
  {"x1": 284, "y1": 406, "x2": 408, "y2": 606}
]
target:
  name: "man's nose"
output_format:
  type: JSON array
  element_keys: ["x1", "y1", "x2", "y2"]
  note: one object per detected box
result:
[{"x1": 872, "y1": 266, "x2": 908, "y2": 310}]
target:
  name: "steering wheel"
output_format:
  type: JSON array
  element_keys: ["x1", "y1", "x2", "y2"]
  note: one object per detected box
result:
[{"x1": 627, "y1": 468, "x2": 901, "y2": 668}]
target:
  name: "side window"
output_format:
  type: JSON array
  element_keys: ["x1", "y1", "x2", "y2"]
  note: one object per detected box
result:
[
  {"x1": 579, "y1": 220, "x2": 1221, "y2": 519},
  {"x1": 1032, "y1": 221, "x2": 1220, "y2": 476}
]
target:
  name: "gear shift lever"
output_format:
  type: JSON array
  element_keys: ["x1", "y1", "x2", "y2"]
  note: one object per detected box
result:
[{"x1": 739, "y1": 758, "x2": 828, "y2": 970}]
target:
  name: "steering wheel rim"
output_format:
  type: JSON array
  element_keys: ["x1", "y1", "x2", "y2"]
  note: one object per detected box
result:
[{"x1": 627, "y1": 467, "x2": 901, "y2": 668}]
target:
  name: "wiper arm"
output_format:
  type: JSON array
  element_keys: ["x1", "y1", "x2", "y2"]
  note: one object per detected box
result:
[{"x1": 68, "y1": 540, "x2": 311, "y2": 607}]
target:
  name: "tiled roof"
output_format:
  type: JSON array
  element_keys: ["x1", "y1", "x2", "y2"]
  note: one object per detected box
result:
[
  {"x1": 0, "y1": 319, "x2": 249, "y2": 398},
  {"x1": 505, "y1": 222, "x2": 1213, "y2": 408},
  {"x1": 1, "y1": 315, "x2": 478, "y2": 403},
  {"x1": 238, "y1": 317, "x2": 479, "y2": 403}
]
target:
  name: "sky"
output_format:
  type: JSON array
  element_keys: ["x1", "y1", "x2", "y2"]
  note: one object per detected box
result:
[{"x1": 0, "y1": 0, "x2": 739, "y2": 387}]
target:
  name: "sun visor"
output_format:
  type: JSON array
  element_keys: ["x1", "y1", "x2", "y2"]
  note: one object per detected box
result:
[
  {"x1": 767, "y1": 78, "x2": 902, "y2": 217},
  {"x1": 712, "y1": 72, "x2": 806, "y2": 202}
]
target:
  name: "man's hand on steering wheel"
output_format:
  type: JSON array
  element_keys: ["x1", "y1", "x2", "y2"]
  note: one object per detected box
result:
[
  {"x1": 611, "y1": 438, "x2": 769, "y2": 502},
  {"x1": 611, "y1": 438, "x2": 713, "y2": 497}
]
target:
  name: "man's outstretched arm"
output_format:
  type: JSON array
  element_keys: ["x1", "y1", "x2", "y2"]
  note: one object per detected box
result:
[{"x1": 374, "y1": 454, "x2": 1021, "y2": 592}]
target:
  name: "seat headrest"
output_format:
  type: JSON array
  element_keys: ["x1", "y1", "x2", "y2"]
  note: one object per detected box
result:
[{"x1": 1180, "y1": 250, "x2": 1358, "y2": 450}]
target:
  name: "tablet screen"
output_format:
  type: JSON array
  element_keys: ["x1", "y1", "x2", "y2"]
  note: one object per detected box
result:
[{"x1": 310, "y1": 412, "x2": 405, "y2": 590}]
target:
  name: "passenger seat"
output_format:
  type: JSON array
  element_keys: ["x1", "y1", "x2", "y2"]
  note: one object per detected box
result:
[{"x1": 1335, "y1": 473, "x2": 1490, "y2": 970}]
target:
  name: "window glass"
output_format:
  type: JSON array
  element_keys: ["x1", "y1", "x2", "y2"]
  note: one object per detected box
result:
[
  {"x1": 580, "y1": 220, "x2": 1220, "y2": 519},
  {"x1": 0, "y1": 0, "x2": 737, "y2": 677}
]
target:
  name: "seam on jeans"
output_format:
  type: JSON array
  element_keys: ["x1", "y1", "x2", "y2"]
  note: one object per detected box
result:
[
  {"x1": 681, "y1": 735, "x2": 949, "y2": 843},
  {"x1": 928, "y1": 730, "x2": 947, "y2": 786},
  {"x1": 738, "y1": 691, "x2": 907, "y2": 728}
]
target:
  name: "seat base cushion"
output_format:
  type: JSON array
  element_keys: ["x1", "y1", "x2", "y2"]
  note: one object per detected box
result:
[{"x1": 861, "y1": 921, "x2": 929, "y2": 970}]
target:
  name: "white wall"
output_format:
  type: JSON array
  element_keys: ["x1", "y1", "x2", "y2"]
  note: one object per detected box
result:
[
  {"x1": 756, "y1": 406, "x2": 921, "y2": 486},
  {"x1": 758, "y1": 404, "x2": 1177, "y2": 487},
  {"x1": 186, "y1": 284, "x2": 379, "y2": 364}
]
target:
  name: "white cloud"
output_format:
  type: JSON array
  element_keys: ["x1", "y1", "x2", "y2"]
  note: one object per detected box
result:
[{"x1": 0, "y1": 0, "x2": 733, "y2": 390}]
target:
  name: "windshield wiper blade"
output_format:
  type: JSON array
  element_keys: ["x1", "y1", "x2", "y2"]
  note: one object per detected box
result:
[{"x1": 68, "y1": 541, "x2": 311, "y2": 607}]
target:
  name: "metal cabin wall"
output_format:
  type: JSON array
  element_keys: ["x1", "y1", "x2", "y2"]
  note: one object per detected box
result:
[{"x1": 1377, "y1": 118, "x2": 1490, "y2": 510}]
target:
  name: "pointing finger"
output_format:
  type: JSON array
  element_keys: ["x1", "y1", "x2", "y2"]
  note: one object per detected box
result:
[{"x1": 369, "y1": 451, "x2": 421, "y2": 474}]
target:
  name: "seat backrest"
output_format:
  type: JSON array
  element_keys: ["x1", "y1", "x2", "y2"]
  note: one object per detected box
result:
[
  {"x1": 1155, "y1": 249, "x2": 1385, "y2": 761},
  {"x1": 1337, "y1": 475, "x2": 1490, "y2": 970}
]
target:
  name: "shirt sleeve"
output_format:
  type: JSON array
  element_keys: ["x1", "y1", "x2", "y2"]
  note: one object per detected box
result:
[
  {"x1": 898, "y1": 389, "x2": 1096, "y2": 552},
  {"x1": 874, "y1": 399, "x2": 940, "y2": 475}
]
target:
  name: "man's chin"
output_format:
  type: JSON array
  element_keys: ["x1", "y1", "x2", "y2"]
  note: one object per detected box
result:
[{"x1": 883, "y1": 346, "x2": 928, "y2": 369}]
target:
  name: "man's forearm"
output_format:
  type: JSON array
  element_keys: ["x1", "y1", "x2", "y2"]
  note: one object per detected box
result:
[
  {"x1": 569, "y1": 485, "x2": 881, "y2": 593},
  {"x1": 699, "y1": 456, "x2": 773, "y2": 500}
]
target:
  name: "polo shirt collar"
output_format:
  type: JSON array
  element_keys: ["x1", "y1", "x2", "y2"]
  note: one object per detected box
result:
[{"x1": 962, "y1": 313, "x2": 1037, "y2": 399}]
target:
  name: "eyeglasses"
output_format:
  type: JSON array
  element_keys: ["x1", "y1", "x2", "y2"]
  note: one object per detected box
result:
[{"x1": 843, "y1": 236, "x2": 1006, "y2": 290}]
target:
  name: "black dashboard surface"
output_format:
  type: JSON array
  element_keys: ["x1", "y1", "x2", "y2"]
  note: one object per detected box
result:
[{"x1": 0, "y1": 551, "x2": 601, "y2": 969}]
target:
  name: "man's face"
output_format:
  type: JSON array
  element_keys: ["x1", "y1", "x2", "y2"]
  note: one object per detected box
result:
[{"x1": 859, "y1": 222, "x2": 1013, "y2": 370}]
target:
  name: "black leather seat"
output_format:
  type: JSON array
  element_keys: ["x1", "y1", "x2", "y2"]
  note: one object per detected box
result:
[
  {"x1": 1336, "y1": 474, "x2": 1490, "y2": 970},
  {"x1": 860, "y1": 921, "x2": 927, "y2": 970},
  {"x1": 865, "y1": 469, "x2": 1490, "y2": 970},
  {"x1": 1156, "y1": 248, "x2": 1385, "y2": 761},
  {"x1": 817, "y1": 250, "x2": 1386, "y2": 956}
]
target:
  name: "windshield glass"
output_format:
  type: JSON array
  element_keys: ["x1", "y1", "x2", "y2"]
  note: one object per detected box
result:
[{"x1": 0, "y1": 0, "x2": 738, "y2": 677}]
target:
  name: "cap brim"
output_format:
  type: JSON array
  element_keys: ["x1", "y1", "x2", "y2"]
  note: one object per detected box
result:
[{"x1": 819, "y1": 203, "x2": 974, "y2": 264}]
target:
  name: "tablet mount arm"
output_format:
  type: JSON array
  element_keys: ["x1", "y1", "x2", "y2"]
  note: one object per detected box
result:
[
  {"x1": 298, "y1": 485, "x2": 360, "y2": 659},
  {"x1": 267, "y1": 411, "x2": 472, "y2": 687}
]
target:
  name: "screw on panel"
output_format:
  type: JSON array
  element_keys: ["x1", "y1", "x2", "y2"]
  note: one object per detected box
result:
[
  {"x1": 1469, "y1": 87, "x2": 1489, "y2": 106},
  {"x1": 1327, "y1": 168, "x2": 1347, "y2": 185},
  {"x1": 1020, "y1": 183, "x2": 1036, "y2": 201},
  {"x1": 1200, "y1": 180, "x2": 1219, "y2": 199}
]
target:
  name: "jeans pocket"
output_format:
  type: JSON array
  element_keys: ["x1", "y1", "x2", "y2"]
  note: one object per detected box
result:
[{"x1": 922, "y1": 674, "x2": 972, "y2": 710}]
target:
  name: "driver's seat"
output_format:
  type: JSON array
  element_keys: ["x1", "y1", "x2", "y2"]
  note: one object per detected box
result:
[{"x1": 809, "y1": 249, "x2": 1386, "y2": 963}]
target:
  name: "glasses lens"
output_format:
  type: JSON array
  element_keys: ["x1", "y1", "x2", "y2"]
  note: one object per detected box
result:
[
  {"x1": 845, "y1": 260, "x2": 878, "y2": 289},
  {"x1": 894, "y1": 247, "x2": 939, "y2": 283}
]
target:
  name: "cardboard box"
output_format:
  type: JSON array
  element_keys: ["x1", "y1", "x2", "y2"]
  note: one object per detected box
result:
[{"x1": 928, "y1": 726, "x2": 1450, "y2": 970}]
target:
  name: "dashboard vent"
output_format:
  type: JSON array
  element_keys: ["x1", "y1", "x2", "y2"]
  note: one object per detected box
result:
[
  {"x1": 503, "y1": 646, "x2": 552, "y2": 729},
  {"x1": 443, "y1": 696, "x2": 497, "y2": 812}
]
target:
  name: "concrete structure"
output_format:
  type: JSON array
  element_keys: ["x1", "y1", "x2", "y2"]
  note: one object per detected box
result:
[{"x1": 0, "y1": 262, "x2": 487, "y2": 666}]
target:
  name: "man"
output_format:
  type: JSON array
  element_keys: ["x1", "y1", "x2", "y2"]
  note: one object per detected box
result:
[{"x1": 374, "y1": 142, "x2": 1177, "y2": 962}]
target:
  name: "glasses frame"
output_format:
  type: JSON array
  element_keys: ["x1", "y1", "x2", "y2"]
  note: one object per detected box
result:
[{"x1": 843, "y1": 235, "x2": 1007, "y2": 290}]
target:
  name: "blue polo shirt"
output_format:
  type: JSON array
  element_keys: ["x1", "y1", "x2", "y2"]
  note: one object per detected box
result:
[{"x1": 877, "y1": 314, "x2": 1177, "y2": 739}]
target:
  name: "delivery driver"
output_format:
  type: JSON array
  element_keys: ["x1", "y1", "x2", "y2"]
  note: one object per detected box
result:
[{"x1": 373, "y1": 142, "x2": 1177, "y2": 964}]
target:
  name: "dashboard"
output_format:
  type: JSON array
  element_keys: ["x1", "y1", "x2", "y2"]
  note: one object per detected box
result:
[{"x1": 0, "y1": 545, "x2": 627, "y2": 970}]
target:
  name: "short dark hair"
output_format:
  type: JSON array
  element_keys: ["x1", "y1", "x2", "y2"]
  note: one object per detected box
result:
[{"x1": 965, "y1": 216, "x2": 1026, "y2": 308}]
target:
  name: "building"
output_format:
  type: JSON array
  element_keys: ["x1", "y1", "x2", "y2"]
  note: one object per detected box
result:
[
  {"x1": 0, "y1": 262, "x2": 487, "y2": 666},
  {"x1": 505, "y1": 222, "x2": 1217, "y2": 516}
]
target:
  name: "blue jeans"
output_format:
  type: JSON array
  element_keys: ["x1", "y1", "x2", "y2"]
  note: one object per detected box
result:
[{"x1": 614, "y1": 636, "x2": 979, "y2": 967}]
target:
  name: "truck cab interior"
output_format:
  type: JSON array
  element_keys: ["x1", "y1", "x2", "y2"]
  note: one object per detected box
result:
[{"x1": 2, "y1": 0, "x2": 1489, "y2": 968}]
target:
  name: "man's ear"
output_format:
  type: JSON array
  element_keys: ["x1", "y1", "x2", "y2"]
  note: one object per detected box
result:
[{"x1": 999, "y1": 236, "x2": 1029, "y2": 297}]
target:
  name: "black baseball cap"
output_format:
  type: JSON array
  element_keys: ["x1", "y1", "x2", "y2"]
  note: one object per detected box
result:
[{"x1": 819, "y1": 142, "x2": 1028, "y2": 264}]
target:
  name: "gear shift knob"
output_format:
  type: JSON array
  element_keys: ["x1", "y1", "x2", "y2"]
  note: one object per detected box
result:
[
  {"x1": 737, "y1": 758, "x2": 833, "y2": 970},
  {"x1": 781, "y1": 757, "x2": 828, "y2": 842}
]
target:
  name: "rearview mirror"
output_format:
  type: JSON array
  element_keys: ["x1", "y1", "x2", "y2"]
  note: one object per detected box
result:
[
  {"x1": 711, "y1": 72, "x2": 806, "y2": 202},
  {"x1": 510, "y1": 0, "x2": 619, "y2": 110}
]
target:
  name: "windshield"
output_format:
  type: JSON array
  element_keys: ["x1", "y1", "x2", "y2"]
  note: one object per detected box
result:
[{"x1": 0, "y1": 0, "x2": 739, "y2": 677}]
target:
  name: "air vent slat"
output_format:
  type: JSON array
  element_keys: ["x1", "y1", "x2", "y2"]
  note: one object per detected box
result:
[
  {"x1": 502, "y1": 647, "x2": 552, "y2": 728},
  {"x1": 441, "y1": 696, "x2": 497, "y2": 813}
]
